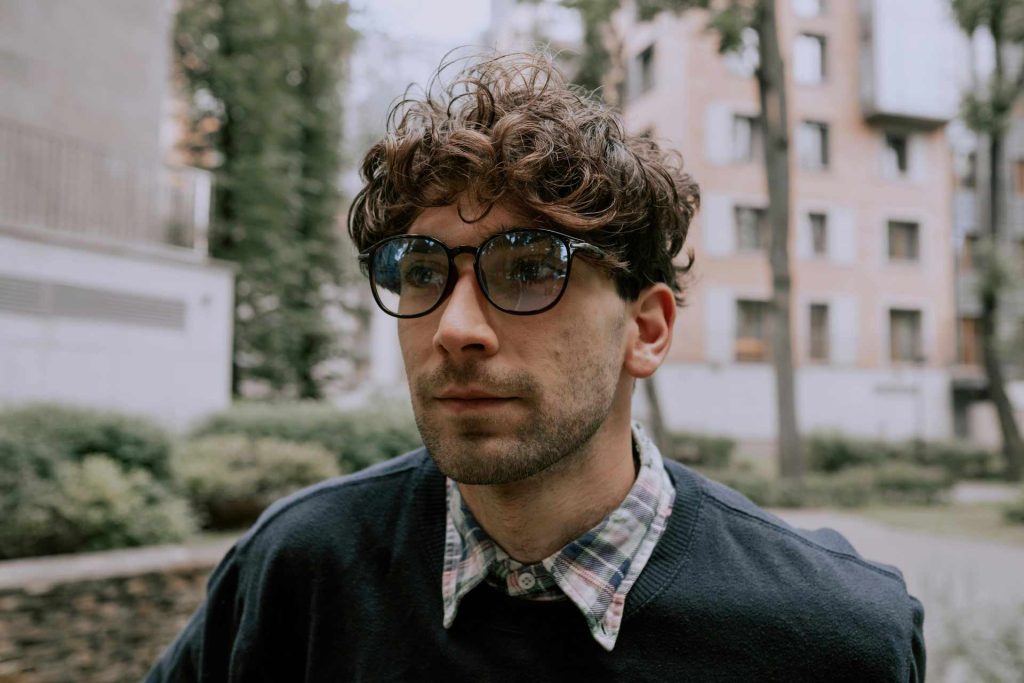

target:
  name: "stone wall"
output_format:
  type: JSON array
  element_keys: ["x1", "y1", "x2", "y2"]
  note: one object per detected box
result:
[{"x1": 0, "y1": 540, "x2": 234, "y2": 682}]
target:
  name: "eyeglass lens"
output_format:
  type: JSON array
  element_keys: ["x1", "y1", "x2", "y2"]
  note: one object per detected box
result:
[{"x1": 370, "y1": 231, "x2": 570, "y2": 317}]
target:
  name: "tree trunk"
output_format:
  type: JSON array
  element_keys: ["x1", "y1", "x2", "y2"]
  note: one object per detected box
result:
[
  {"x1": 755, "y1": 0, "x2": 802, "y2": 480},
  {"x1": 980, "y1": 119, "x2": 1024, "y2": 480}
]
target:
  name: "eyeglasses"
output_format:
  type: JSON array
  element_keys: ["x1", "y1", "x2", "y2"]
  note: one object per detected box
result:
[{"x1": 358, "y1": 228, "x2": 610, "y2": 318}]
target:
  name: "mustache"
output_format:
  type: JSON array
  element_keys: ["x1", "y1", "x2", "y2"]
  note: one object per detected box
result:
[{"x1": 415, "y1": 360, "x2": 537, "y2": 399}]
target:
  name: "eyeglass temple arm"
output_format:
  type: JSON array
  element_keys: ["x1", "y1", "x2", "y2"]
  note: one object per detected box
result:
[{"x1": 569, "y1": 240, "x2": 609, "y2": 259}]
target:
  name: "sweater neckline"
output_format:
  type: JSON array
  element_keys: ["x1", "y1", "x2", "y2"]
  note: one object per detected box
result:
[{"x1": 413, "y1": 449, "x2": 705, "y2": 622}]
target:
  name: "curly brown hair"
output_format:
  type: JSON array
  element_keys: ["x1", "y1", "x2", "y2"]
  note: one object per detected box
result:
[{"x1": 347, "y1": 51, "x2": 699, "y2": 305}]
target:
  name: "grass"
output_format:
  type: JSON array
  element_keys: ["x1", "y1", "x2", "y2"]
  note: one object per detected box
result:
[{"x1": 854, "y1": 502, "x2": 1024, "y2": 547}]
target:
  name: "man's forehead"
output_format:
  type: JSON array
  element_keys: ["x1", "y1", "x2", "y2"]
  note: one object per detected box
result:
[{"x1": 407, "y1": 203, "x2": 536, "y2": 244}]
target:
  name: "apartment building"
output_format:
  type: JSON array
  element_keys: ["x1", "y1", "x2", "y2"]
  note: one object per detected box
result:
[
  {"x1": 616, "y1": 0, "x2": 967, "y2": 441},
  {"x1": 0, "y1": 0, "x2": 234, "y2": 428}
]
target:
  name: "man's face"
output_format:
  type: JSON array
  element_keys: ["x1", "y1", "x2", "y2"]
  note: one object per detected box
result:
[{"x1": 398, "y1": 203, "x2": 634, "y2": 485}]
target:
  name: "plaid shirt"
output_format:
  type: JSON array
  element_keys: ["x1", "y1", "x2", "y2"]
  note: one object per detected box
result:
[{"x1": 441, "y1": 422, "x2": 676, "y2": 651}]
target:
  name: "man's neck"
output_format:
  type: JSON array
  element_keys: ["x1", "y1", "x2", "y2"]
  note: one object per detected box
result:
[{"x1": 456, "y1": 415, "x2": 637, "y2": 564}]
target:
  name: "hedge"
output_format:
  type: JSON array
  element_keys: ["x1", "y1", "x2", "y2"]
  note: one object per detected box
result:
[
  {"x1": 172, "y1": 436, "x2": 340, "y2": 529},
  {"x1": 0, "y1": 455, "x2": 196, "y2": 560},
  {"x1": 806, "y1": 432, "x2": 1000, "y2": 481},
  {"x1": 0, "y1": 404, "x2": 173, "y2": 480},
  {"x1": 191, "y1": 401, "x2": 421, "y2": 472},
  {"x1": 700, "y1": 462, "x2": 952, "y2": 509},
  {"x1": 660, "y1": 431, "x2": 735, "y2": 469}
]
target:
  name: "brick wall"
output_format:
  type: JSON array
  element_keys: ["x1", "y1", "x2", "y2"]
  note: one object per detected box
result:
[{"x1": 0, "y1": 540, "x2": 234, "y2": 682}]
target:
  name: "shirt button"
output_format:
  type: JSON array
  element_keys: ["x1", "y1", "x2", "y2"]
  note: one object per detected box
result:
[{"x1": 518, "y1": 573, "x2": 536, "y2": 589}]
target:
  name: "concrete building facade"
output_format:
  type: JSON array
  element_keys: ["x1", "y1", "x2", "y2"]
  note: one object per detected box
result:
[
  {"x1": 0, "y1": 0, "x2": 234, "y2": 429},
  {"x1": 616, "y1": 0, "x2": 966, "y2": 442}
]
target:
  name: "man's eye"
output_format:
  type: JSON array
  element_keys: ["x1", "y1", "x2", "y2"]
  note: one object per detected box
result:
[
  {"x1": 507, "y1": 258, "x2": 558, "y2": 282},
  {"x1": 402, "y1": 262, "x2": 446, "y2": 288}
]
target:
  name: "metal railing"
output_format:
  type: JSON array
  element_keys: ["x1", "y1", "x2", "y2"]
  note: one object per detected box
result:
[{"x1": 0, "y1": 116, "x2": 211, "y2": 253}]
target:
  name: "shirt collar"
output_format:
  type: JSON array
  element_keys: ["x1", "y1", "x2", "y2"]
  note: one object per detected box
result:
[{"x1": 440, "y1": 422, "x2": 676, "y2": 651}]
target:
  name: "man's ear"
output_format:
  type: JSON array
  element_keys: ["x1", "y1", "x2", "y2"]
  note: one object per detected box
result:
[{"x1": 623, "y1": 283, "x2": 676, "y2": 379}]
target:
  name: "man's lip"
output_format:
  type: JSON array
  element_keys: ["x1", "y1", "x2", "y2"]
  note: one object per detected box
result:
[{"x1": 435, "y1": 388, "x2": 514, "y2": 400}]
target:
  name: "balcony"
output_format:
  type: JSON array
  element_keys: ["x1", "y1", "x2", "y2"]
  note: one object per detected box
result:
[
  {"x1": 858, "y1": 0, "x2": 966, "y2": 129},
  {"x1": 0, "y1": 116, "x2": 211, "y2": 254}
]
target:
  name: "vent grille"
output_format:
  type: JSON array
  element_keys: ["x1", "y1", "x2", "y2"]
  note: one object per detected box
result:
[{"x1": 0, "y1": 276, "x2": 185, "y2": 330}]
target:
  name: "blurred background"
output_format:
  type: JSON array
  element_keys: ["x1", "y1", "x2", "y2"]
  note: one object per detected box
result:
[{"x1": 1, "y1": 0, "x2": 1023, "y2": 681}]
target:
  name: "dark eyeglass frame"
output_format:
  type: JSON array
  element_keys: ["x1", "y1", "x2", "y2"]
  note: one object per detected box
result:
[{"x1": 358, "y1": 228, "x2": 611, "y2": 318}]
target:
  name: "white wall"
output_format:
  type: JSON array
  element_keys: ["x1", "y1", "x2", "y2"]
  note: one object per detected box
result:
[
  {"x1": 0, "y1": 232, "x2": 234, "y2": 430},
  {"x1": 645, "y1": 362, "x2": 952, "y2": 441}
]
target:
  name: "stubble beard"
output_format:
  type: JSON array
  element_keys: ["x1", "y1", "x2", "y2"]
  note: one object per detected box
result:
[{"x1": 412, "y1": 357, "x2": 620, "y2": 485}]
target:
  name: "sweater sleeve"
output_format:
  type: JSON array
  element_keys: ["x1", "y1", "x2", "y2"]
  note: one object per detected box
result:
[
  {"x1": 908, "y1": 594, "x2": 926, "y2": 682},
  {"x1": 143, "y1": 544, "x2": 243, "y2": 683}
]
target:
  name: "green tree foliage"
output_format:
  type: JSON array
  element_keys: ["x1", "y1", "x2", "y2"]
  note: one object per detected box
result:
[{"x1": 174, "y1": 0, "x2": 357, "y2": 398}]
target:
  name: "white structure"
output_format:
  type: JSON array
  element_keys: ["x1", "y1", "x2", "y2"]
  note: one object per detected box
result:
[{"x1": 0, "y1": 0, "x2": 234, "y2": 429}]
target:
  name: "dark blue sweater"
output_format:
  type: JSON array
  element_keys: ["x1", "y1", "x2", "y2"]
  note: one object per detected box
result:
[{"x1": 148, "y1": 449, "x2": 926, "y2": 682}]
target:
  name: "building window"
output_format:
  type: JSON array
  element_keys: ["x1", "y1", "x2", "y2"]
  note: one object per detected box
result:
[
  {"x1": 888, "y1": 220, "x2": 920, "y2": 261},
  {"x1": 724, "y1": 27, "x2": 759, "y2": 77},
  {"x1": 798, "y1": 121, "x2": 829, "y2": 170},
  {"x1": 736, "y1": 300, "x2": 772, "y2": 362},
  {"x1": 890, "y1": 309, "x2": 923, "y2": 363},
  {"x1": 638, "y1": 45, "x2": 655, "y2": 95},
  {"x1": 809, "y1": 303, "x2": 830, "y2": 361},
  {"x1": 793, "y1": 34, "x2": 826, "y2": 84},
  {"x1": 883, "y1": 132, "x2": 910, "y2": 177},
  {"x1": 961, "y1": 233, "x2": 980, "y2": 270},
  {"x1": 809, "y1": 212, "x2": 828, "y2": 256},
  {"x1": 957, "y1": 316, "x2": 982, "y2": 365},
  {"x1": 732, "y1": 114, "x2": 762, "y2": 162},
  {"x1": 793, "y1": 0, "x2": 826, "y2": 17},
  {"x1": 1015, "y1": 160, "x2": 1024, "y2": 196},
  {"x1": 736, "y1": 206, "x2": 770, "y2": 252}
]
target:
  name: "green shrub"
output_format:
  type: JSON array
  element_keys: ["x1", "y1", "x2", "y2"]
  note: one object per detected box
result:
[
  {"x1": 806, "y1": 431, "x2": 1000, "y2": 481},
  {"x1": 805, "y1": 469, "x2": 877, "y2": 508},
  {"x1": 805, "y1": 432, "x2": 890, "y2": 473},
  {"x1": 192, "y1": 401, "x2": 421, "y2": 472},
  {"x1": 700, "y1": 462, "x2": 950, "y2": 509},
  {"x1": 907, "y1": 441, "x2": 1001, "y2": 481},
  {"x1": 867, "y1": 462, "x2": 950, "y2": 504},
  {"x1": 172, "y1": 436, "x2": 340, "y2": 529},
  {"x1": 0, "y1": 455, "x2": 196, "y2": 560},
  {"x1": 0, "y1": 404, "x2": 173, "y2": 480},
  {"x1": 700, "y1": 469, "x2": 809, "y2": 508},
  {"x1": 1005, "y1": 491, "x2": 1024, "y2": 525},
  {"x1": 660, "y1": 432, "x2": 735, "y2": 469}
]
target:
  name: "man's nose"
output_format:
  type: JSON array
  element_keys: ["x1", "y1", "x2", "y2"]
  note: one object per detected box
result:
[{"x1": 432, "y1": 258, "x2": 499, "y2": 358}]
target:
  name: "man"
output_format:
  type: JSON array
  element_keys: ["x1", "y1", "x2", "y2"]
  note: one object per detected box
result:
[{"x1": 149, "y1": 53, "x2": 925, "y2": 681}]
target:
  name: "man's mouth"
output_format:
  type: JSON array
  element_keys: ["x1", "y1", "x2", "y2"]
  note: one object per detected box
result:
[{"x1": 434, "y1": 388, "x2": 518, "y2": 413}]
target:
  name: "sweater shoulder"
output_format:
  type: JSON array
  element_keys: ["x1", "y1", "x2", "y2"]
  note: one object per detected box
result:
[
  {"x1": 661, "y1": 461, "x2": 924, "y2": 679},
  {"x1": 678, "y1": 461, "x2": 907, "y2": 582}
]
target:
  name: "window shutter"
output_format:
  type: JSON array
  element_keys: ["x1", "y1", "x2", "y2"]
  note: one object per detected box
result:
[
  {"x1": 830, "y1": 295, "x2": 858, "y2": 365},
  {"x1": 704, "y1": 103, "x2": 734, "y2": 166},
  {"x1": 702, "y1": 193, "x2": 735, "y2": 256},
  {"x1": 829, "y1": 206, "x2": 856, "y2": 264},
  {"x1": 704, "y1": 287, "x2": 734, "y2": 363}
]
